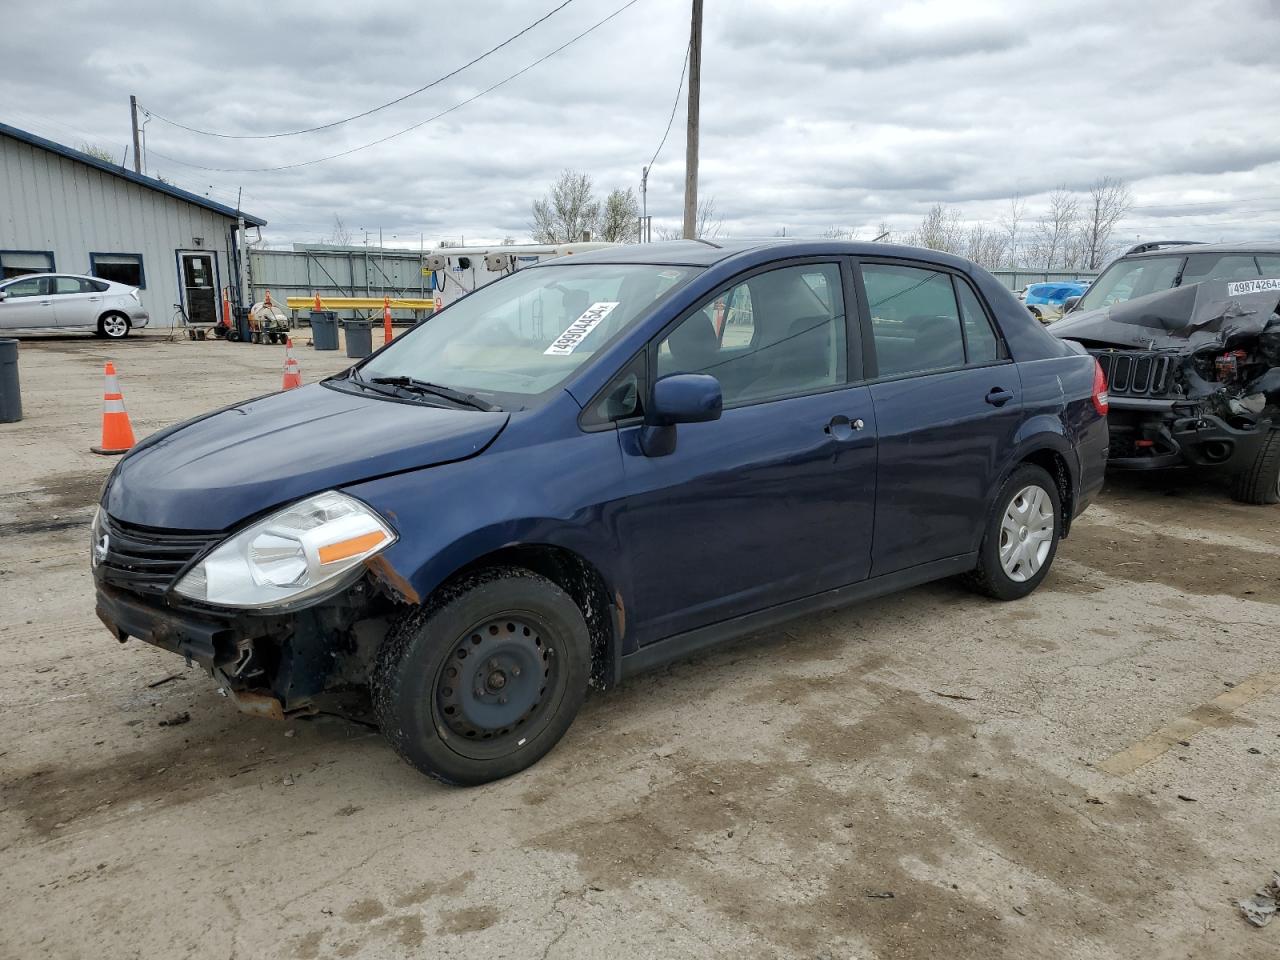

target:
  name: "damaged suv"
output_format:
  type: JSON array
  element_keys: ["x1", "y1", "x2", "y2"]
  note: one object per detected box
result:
[{"x1": 1051, "y1": 242, "x2": 1280, "y2": 504}]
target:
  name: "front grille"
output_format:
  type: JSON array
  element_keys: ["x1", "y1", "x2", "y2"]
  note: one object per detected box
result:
[
  {"x1": 1093, "y1": 350, "x2": 1178, "y2": 398},
  {"x1": 99, "y1": 514, "x2": 220, "y2": 597}
]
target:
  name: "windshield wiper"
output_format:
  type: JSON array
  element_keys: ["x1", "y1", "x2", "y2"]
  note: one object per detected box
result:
[{"x1": 368, "y1": 376, "x2": 501, "y2": 412}]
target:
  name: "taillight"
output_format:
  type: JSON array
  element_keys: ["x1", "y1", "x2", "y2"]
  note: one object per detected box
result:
[{"x1": 1091, "y1": 359, "x2": 1109, "y2": 415}]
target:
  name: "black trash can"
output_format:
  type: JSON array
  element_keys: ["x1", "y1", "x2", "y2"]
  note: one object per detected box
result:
[
  {"x1": 0, "y1": 339, "x2": 21, "y2": 424},
  {"x1": 343, "y1": 319, "x2": 374, "y2": 359},
  {"x1": 311, "y1": 310, "x2": 339, "y2": 351}
]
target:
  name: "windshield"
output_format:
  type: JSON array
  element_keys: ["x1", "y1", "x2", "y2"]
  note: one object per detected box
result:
[
  {"x1": 355, "y1": 263, "x2": 700, "y2": 408},
  {"x1": 1075, "y1": 252, "x2": 1269, "y2": 312}
]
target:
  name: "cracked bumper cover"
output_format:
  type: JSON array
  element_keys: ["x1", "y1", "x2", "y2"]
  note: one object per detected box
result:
[{"x1": 1107, "y1": 403, "x2": 1270, "y2": 471}]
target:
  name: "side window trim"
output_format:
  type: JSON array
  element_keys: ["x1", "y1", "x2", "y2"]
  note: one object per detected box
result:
[
  {"x1": 950, "y1": 273, "x2": 1010, "y2": 364},
  {"x1": 646, "y1": 256, "x2": 856, "y2": 409}
]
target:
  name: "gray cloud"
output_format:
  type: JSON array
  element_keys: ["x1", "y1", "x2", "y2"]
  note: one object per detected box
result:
[{"x1": 3, "y1": 0, "x2": 1279, "y2": 249}]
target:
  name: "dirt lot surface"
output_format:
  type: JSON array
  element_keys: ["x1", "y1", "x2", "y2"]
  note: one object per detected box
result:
[{"x1": 2, "y1": 331, "x2": 1278, "y2": 960}]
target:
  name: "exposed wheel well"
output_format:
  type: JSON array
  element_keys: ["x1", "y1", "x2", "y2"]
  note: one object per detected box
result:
[
  {"x1": 1019, "y1": 448, "x2": 1074, "y2": 536},
  {"x1": 443, "y1": 545, "x2": 617, "y2": 690}
]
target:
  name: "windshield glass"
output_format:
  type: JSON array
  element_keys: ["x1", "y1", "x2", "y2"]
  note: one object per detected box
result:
[
  {"x1": 1076, "y1": 256, "x2": 1182, "y2": 311},
  {"x1": 355, "y1": 263, "x2": 699, "y2": 407}
]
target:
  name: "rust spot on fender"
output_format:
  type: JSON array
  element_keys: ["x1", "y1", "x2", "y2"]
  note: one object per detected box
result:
[{"x1": 366, "y1": 554, "x2": 421, "y2": 605}]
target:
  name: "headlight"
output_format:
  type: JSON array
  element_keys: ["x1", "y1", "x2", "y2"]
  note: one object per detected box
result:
[
  {"x1": 173, "y1": 491, "x2": 396, "y2": 610},
  {"x1": 90, "y1": 506, "x2": 105, "y2": 568}
]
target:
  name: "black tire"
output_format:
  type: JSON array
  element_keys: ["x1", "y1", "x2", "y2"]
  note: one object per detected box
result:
[
  {"x1": 963, "y1": 464, "x2": 1062, "y2": 601},
  {"x1": 1231, "y1": 428, "x2": 1280, "y2": 505},
  {"x1": 98, "y1": 312, "x2": 130, "y2": 339},
  {"x1": 372, "y1": 567, "x2": 591, "y2": 786}
]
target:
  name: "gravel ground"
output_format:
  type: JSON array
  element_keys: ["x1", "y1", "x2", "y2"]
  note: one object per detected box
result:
[{"x1": 1, "y1": 330, "x2": 1278, "y2": 960}]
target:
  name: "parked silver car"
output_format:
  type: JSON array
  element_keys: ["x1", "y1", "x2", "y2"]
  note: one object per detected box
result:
[{"x1": 0, "y1": 273, "x2": 149, "y2": 338}]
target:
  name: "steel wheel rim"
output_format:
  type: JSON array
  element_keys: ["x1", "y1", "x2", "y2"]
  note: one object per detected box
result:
[
  {"x1": 433, "y1": 612, "x2": 564, "y2": 761},
  {"x1": 999, "y1": 484, "x2": 1055, "y2": 582},
  {"x1": 103, "y1": 316, "x2": 127, "y2": 337}
]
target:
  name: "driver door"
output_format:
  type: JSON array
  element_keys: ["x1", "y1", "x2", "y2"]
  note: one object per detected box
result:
[
  {"x1": 0, "y1": 276, "x2": 54, "y2": 329},
  {"x1": 612, "y1": 260, "x2": 878, "y2": 646}
]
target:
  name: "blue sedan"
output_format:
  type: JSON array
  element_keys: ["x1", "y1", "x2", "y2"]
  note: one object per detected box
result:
[{"x1": 94, "y1": 240, "x2": 1109, "y2": 784}]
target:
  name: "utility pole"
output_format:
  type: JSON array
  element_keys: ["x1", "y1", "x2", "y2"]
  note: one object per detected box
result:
[
  {"x1": 681, "y1": 0, "x2": 703, "y2": 240},
  {"x1": 640, "y1": 165, "x2": 649, "y2": 243},
  {"x1": 129, "y1": 95, "x2": 142, "y2": 174}
]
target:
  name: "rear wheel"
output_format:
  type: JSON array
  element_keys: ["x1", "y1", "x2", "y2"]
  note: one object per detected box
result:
[
  {"x1": 98, "y1": 313, "x2": 130, "y2": 339},
  {"x1": 372, "y1": 567, "x2": 591, "y2": 785},
  {"x1": 1231, "y1": 428, "x2": 1280, "y2": 505},
  {"x1": 963, "y1": 464, "x2": 1062, "y2": 600}
]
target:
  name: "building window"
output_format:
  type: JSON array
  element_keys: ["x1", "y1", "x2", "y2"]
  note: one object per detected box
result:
[
  {"x1": 90, "y1": 253, "x2": 146, "y2": 289},
  {"x1": 0, "y1": 250, "x2": 55, "y2": 280}
]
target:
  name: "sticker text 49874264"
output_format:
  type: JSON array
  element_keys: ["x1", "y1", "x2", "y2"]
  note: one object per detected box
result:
[{"x1": 544, "y1": 302, "x2": 621, "y2": 356}]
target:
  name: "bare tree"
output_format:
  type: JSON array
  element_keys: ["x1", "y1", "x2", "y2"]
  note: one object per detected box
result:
[
  {"x1": 78, "y1": 142, "x2": 116, "y2": 164},
  {"x1": 964, "y1": 223, "x2": 1008, "y2": 270},
  {"x1": 821, "y1": 225, "x2": 861, "y2": 240},
  {"x1": 655, "y1": 196, "x2": 722, "y2": 241},
  {"x1": 325, "y1": 215, "x2": 352, "y2": 246},
  {"x1": 1030, "y1": 186, "x2": 1079, "y2": 269},
  {"x1": 873, "y1": 220, "x2": 893, "y2": 242},
  {"x1": 908, "y1": 203, "x2": 964, "y2": 254},
  {"x1": 530, "y1": 170, "x2": 600, "y2": 243},
  {"x1": 1078, "y1": 176, "x2": 1132, "y2": 269},
  {"x1": 598, "y1": 188, "x2": 640, "y2": 243},
  {"x1": 998, "y1": 193, "x2": 1027, "y2": 267}
]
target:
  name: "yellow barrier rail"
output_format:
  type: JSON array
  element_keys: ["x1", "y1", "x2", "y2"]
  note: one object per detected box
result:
[{"x1": 284, "y1": 296, "x2": 437, "y2": 311}]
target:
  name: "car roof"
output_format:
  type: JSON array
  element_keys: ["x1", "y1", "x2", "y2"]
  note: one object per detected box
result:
[
  {"x1": 531, "y1": 238, "x2": 974, "y2": 270},
  {"x1": 1126, "y1": 240, "x2": 1280, "y2": 258}
]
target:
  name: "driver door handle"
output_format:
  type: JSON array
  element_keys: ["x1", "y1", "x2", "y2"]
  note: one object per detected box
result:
[
  {"x1": 824, "y1": 415, "x2": 866, "y2": 439},
  {"x1": 985, "y1": 387, "x2": 1014, "y2": 407}
]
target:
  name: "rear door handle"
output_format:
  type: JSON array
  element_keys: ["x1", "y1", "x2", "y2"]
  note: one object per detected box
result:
[{"x1": 985, "y1": 387, "x2": 1014, "y2": 407}]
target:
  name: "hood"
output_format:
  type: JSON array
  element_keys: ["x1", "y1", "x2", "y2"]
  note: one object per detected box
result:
[
  {"x1": 104, "y1": 382, "x2": 509, "y2": 530},
  {"x1": 1049, "y1": 279, "x2": 1280, "y2": 352}
]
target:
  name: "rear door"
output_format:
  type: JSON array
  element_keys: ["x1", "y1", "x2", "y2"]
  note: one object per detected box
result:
[
  {"x1": 0, "y1": 276, "x2": 54, "y2": 329},
  {"x1": 50, "y1": 276, "x2": 99, "y2": 328},
  {"x1": 856, "y1": 259, "x2": 1020, "y2": 576},
  {"x1": 612, "y1": 259, "x2": 878, "y2": 645}
]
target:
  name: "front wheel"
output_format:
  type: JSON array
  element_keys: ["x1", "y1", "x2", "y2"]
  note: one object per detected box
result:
[
  {"x1": 963, "y1": 464, "x2": 1062, "y2": 600},
  {"x1": 1231, "y1": 428, "x2": 1280, "y2": 505},
  {"x1": 99, "y1": 313, "x2": 130, "y2": 339},
  {"x1": 372, "y1": 567, "x2": 591, "y2": 785}
]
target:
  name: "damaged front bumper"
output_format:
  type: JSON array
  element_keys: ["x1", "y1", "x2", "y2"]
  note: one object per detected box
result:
[
  {"x1": 1106, "y1": 402, "x2": 1271, "y2": 471},
  {"x1": 94, "y1": 576, "x2": 390, "y2": 717}
]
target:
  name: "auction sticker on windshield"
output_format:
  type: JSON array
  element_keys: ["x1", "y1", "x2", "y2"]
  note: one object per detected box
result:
[
  {"x1": 544, "y1": 302, "x2": 620, "y2": 356},
  {"x1": 1228, "y1": 278, "x2": 1280, "y2": 296}
]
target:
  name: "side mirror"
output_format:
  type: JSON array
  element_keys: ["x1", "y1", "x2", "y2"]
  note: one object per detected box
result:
[
  {"x1": 640, "y1": 373, "x2": 722, "y2": 456},
  {"x1": 1063, "y1": 295, "x2": 1081, "y2": 313},
  {"x1": 0, "y1": 290, "x2": 8, "y2": 302}
]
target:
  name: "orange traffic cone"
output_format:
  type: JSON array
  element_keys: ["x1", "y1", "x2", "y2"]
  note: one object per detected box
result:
[
  {"x1": 383, "y1": 295, "x2": 393, "y2": 344},
  {"x1": 91, "y1": 362, "x2": 137, "y2": 455},
  {"x1": 312, "y1": 292, "x2": 323, "y2": 311},
  {"x1": 281, "y1": 338, "x2": 302, "y2": 390}
]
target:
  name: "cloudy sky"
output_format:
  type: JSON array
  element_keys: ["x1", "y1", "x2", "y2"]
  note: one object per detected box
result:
[{"x1": 4, "y1": 0, "x2": 1279, "y2": 251}]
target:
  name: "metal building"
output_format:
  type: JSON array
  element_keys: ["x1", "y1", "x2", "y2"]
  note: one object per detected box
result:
[{"x1": 0, "y1": 123, "x2": 264, "y2": 330}]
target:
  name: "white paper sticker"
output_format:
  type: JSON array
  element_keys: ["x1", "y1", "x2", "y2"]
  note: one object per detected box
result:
[
  {"x1": 1227, "y1": 277, "x2": 1280, "y2": 296},
  {"x1": 543, "y1": 301, "x2": 620, "y2": 356}
]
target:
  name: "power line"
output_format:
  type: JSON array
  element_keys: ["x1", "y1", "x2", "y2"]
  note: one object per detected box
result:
[
  {"x1": 146, "y1": 0, "x2": 643, "y2": 174},
  {"x1": 646, "y1": 40, "x2": 690, "y2": 172},
  {"x1": 1131, "y1": 194, "x2": 1280, "y2": 211},
  {"x1": 141, "y1": 0, "x2": 577, "y2": 140}
]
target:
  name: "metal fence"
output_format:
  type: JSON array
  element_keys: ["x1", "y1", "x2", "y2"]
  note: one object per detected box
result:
[
  {"x1": 990, "y1": 268, "x2": 1098, "y2": 291},
  {"x1": 248, "y1": 247, "x2": 433, "y2": 320}
]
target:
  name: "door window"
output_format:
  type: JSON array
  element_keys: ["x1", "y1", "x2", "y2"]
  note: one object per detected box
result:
[
  {"x1": 956, "y1": 281, "x2": 1006, "y2": 363},
  {"x1": 657, "y1": 263, "x2": 846, "y2": 405},
  {"x1": 862, "y1": 264, "x2": 968, "y2": 377},
  {"x1": 53, "y1": 277, "x2": 90, "y2": 295},
  {"x1": 2, "y1": 277, "x2": 49, "y2": 298}
]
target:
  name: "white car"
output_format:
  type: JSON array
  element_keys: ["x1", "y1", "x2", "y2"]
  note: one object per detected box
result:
[{"x1": 0, "y1": 272, "x2": 149, "y2": 338}]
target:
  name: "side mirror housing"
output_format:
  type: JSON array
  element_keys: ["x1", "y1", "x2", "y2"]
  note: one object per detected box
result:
[
  {"x1": 640, "y1": 373, "x2": 722, "y2": 456},
  {"x1": 1063, "y1": 295, "x2": 1081, "y2": 314},
  {"x1": 0, "y1": 290, "x2": 8, "y2": 302}
]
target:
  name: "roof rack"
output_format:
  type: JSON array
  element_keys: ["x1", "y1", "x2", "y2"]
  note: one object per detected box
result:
[{"x1": 1123, "y1": 241, "x2": 1204, "y2": 256}]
